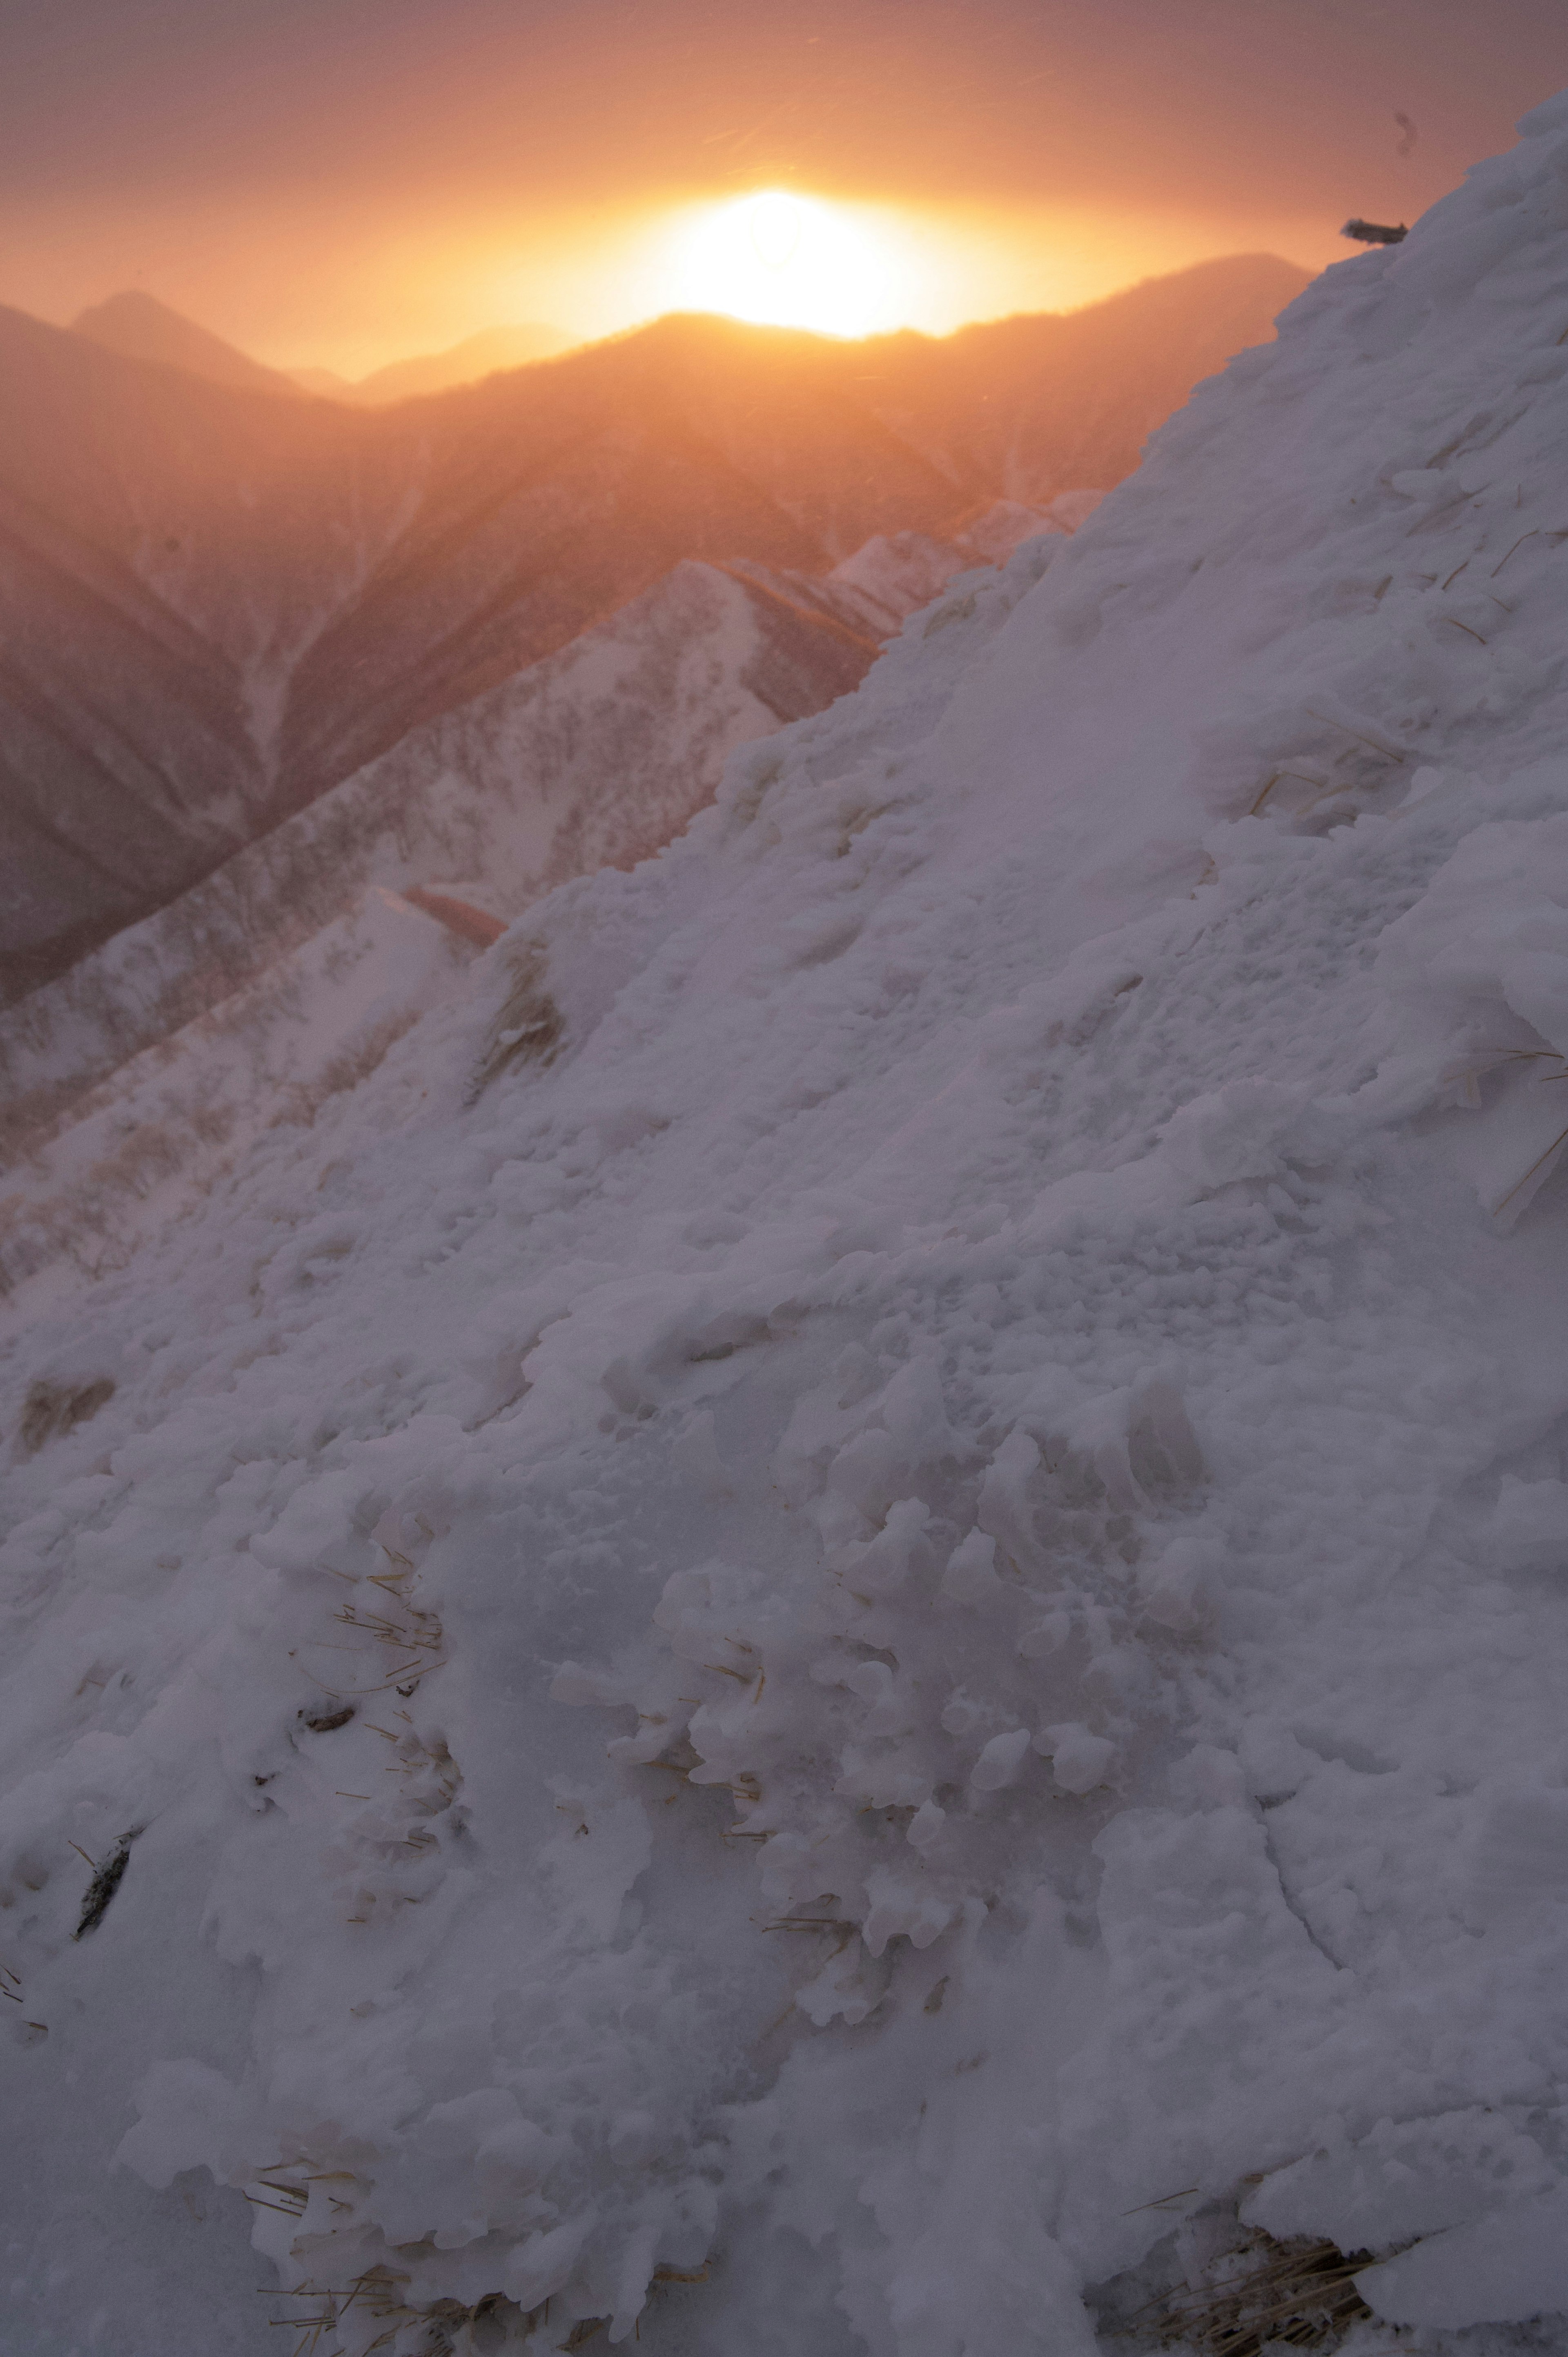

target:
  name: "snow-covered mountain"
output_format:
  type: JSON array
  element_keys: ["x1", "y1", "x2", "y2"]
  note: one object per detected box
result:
[
  {"x1": 1, "y1": 257, "x2": 1303, "y2": 1005},
  {"x1": 18, "y1": 124, "x2": 1568, "y2": 2357},
  {"x1": 0, "y1": 501, "x2": 1076, "y2": 1294}
]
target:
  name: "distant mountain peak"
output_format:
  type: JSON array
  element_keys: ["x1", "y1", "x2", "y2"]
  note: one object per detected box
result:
[{"x1": 70, "y1": 290, "x2": 307, "y2": 399}]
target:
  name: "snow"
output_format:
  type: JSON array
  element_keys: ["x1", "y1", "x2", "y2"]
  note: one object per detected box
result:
[
  {"x1": 1354, "y1": 2186, "x2": 1568, "y2": 2327},
  {"x1": 0, "y1": 887, "x2": 470, "y2": 1295},
  {"x1": 9, "y1": 91, "x2": 1568, "y2": 2357},
  {"x1": 0, "y1": 506, "x2": 1058, "y2": 1307}
]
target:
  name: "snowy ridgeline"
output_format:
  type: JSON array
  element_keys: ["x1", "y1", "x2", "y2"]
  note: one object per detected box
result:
[
  {"x1": 0, "y1": 502, "x2": 1071, "y2": 1303},
  {"x1": 10, "y1": 95, "x2": 1568, "y2": 2357}
]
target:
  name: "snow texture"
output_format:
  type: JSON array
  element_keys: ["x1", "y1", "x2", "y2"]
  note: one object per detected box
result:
[
  {"x1": 8, "y1": 94, "x2": 1568, "y2": 2357},
  {"x1": 0, "y1": 504, "x2": 1061, "y2": 1304}
]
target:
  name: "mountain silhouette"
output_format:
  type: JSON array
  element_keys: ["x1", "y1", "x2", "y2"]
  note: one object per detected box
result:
[
  {"x1": 0, "y1": 254, "x2": 1307, "y2": 1007},
  {"x1": 70, "y1": 290, "x2": 307, "y2": 401}
]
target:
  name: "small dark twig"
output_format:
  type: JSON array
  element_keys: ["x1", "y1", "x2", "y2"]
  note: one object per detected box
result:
[{"x1": 1492, "y1": 529, "x2": 1539, "y2": 577}]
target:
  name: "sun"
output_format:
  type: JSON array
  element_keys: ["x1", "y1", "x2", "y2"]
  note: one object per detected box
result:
[{"x1": 666, "y1": 191, "x2": 916, "y2": 339}]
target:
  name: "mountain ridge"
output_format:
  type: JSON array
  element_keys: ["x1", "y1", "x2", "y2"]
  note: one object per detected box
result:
[
  {"x1": 71, "y1": 288, "x2": 310, "y2": 401},
  {"x1": 0, "y1": 253, "x2": 1307, "y2": 1004},
  {"x1": 288, "y1": 322, "x2": 576, "y2": 404}
]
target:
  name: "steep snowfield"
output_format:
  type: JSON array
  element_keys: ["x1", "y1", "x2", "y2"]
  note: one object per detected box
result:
[{"x1": 8, "y1": 104, "x2": 1568, "y2": 2357}]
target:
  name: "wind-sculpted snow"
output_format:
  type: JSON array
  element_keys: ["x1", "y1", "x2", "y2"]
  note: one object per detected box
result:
[{"x1": 9, "y1": 98, "x2": 1568, "y2": 2357}]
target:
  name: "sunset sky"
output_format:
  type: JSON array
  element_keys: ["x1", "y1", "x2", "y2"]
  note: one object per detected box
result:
[{"x1": 2, "y1": 0, "x2": 1563, "y2": 372}]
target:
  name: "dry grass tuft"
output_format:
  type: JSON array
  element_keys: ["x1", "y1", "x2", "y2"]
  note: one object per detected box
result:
[
  {"x1": 467, "y1": 948, "x2": 564, "y2": 1099},
  {"x1": 18, "y1": 1376, "x2": 115, "y2": 1454},
  {"x1": 1142, "y1": 2230, "x2": 1372, "y2": 2357}
]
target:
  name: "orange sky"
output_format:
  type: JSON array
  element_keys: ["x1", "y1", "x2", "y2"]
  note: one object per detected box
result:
[{"x1": 2, "y1": 0, "x2": 1563, "y2": 370}]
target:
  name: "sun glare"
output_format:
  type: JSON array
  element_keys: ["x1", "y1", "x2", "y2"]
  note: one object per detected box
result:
[
  {"x1": 665, "y1": 191, "x2": 919, "y2": 339},
  {"x1": 460, "y1": 192, "x2": 1298, "y2": 369}
]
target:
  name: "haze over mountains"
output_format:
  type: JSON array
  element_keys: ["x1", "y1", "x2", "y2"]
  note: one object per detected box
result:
[
  {"x1": 71, "y1": 289, "x2": 311, "y2": 400},
  {"x1": 2, "y1": 251, "x2": 1305, "y2": 1022},
  {"x1": 288, "y1": 323, "x2": 576, "y2": 404},
  {"x1": 71, "y1": 292, "x2": 575, "y2": 406}
]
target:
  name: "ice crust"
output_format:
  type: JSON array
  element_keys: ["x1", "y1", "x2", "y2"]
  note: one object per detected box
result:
[{"x1": 9, "y1": 96, "x2": 1568, "y2": 2356}]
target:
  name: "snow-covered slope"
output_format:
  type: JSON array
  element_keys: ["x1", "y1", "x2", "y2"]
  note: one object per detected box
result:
[
  {"x1": 0, "y1": 504, "x2": 1069, "y2": 1296},
  {"x1": 8, "y1": 100, "x2": 1568, "y2": 2357}
]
